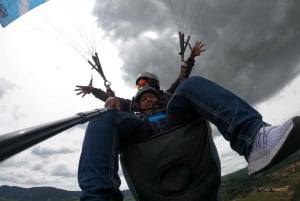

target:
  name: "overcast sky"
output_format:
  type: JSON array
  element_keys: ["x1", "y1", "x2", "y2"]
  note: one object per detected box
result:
[
  {"x1": 93, "y1": 0, "x2": 300, "y2": 105},
  {"x1": 1, "y1": 0, "x2": 300, "y2": 192}
]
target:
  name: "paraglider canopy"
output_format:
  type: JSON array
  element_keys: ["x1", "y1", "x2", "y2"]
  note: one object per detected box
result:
[{"x1": 0, "y1": 0, "x2": 50, "y2": 27}]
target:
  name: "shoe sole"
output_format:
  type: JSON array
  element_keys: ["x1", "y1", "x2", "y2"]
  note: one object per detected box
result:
[{"x1": 248, "y1": 116, "x2": 300, "y2": 175}]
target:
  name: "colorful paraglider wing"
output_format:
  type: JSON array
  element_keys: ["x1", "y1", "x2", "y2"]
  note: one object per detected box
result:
[{"x1": 0, "y1": 0, "x2": 49, "y2": 27}]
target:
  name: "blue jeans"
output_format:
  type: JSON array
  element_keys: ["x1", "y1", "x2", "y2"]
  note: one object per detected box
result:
[
  {"x1": 78, "y1": 76, "x2": 265, "y2": 201},
  {"x1": 167, "y1": 76, "x2": 265, "y2": 158}
]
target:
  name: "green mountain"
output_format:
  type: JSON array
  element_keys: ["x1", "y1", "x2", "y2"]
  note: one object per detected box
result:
[
  {"x1": 0, "y1": 186, "x2": 80, "y2": 201},
  {"x1": 221, "y1": 150, "x2": 300, "y2": 201},
  {"x1": 0, "y1": 186, "x2": 132, "y2": 201}
]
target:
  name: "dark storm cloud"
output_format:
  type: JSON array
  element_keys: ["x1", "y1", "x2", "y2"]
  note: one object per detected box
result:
[{"x1": 94, "y1": 0, "x2": 300, "y2": 104}]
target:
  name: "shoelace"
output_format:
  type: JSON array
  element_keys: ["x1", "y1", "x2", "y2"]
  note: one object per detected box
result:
[
  {"x1": 255, "y1": 118, "x2": 293, "y2": 149},
  {"x1": 255, "y1": 126, "x2": 275, "y2": 148}
]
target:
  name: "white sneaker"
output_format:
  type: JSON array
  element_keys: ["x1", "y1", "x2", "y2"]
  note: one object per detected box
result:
[{"x1": 248, "y1": 116, "x2": 300, "y2": 175}]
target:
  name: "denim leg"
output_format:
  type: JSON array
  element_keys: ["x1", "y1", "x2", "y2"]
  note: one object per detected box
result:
[
  {"x1": 167, "y1": 76, "x2": 265, "y2": 158},
  {"x1": 78, "y1": 110, "x2": 143, "y2": 201}
]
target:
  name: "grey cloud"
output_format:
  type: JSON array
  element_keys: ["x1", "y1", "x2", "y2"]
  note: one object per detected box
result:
[
  {"x1": 32, "y1": 163, "x2": 44, "y2": 171},
  {"x1": 51, "y1": 164, "x2": 76, "y2": 177},
  {"x1": 0, "y1": 174, "x2": 40, "y2": 186},
  {"x1": 0, "y1": 77, "x2": 15, "y2": 98},
  {"x1": 94, "y1": 0, "x2": 171, "y2": 40},
  {"x1": 93, "y1": 0, "x2": 300, "y2": 104},
  {"x1": 0, "y1": 88, "x2": 4, "y2": 98},
  {"x1": 31, "y1": 146, "x2": 73, "y2": 158}
]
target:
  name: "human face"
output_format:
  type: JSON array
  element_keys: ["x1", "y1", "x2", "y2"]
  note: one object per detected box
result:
[{"x1": 139, "y1": 92, "x2": 159, "y2": 113}]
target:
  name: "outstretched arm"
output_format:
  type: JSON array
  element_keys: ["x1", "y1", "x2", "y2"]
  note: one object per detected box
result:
[
  {"x1": 75, "y1": 85, "x2": 110, "y2": 102},
  {"x1": 189, "y1": 41, "x2": 205, "y2": 58},
  {"x1": 75, "y1": 85, "x2": 93, "y2": 98},
  {"x1": 75, "y1": 84, "x2": 131, "y2": 111},
  {"x1": 180, "y1": 41, "x2": 205, "y2": 80},
  {"x1": 166, "y1": 41, "x2": 205, "y2": 94}
]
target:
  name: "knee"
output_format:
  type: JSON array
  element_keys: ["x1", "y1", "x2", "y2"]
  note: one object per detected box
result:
[
  {"x1": 88, "y1": 110, "x2": 116, "y2": 128},
  {"x1": 176, "y1": 76, "x2": 207, "y2": 92},
  {"x1": 184, "y1": 76, "x2": 207, "y2": 85}
]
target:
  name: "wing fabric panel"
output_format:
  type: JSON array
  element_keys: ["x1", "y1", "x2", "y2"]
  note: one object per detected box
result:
[{"x1": 0, "y1": 0, "x2": 49, "y2": 27}]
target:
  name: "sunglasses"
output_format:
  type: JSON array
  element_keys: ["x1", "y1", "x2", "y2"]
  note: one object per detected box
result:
[{"x1": 136, "y1": 79, "x2": 149, "y2": 89}]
